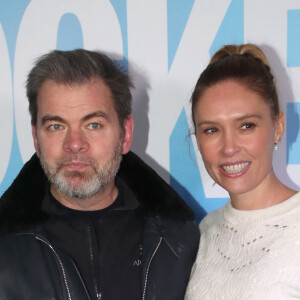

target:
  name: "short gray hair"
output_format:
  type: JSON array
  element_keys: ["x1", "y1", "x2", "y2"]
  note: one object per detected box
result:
[{"x1": 27, "y1": 49, "x2": 133, "y2": 128}]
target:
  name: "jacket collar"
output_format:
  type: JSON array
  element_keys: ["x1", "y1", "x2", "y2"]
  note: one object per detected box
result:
[{"x1": 0, "y1": 151, "x2": 194, "y2": 233}]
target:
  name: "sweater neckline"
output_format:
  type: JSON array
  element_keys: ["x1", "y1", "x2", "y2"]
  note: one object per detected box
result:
[{"x1": 222, "y1": 191, "x2": 300, "y2": 225}]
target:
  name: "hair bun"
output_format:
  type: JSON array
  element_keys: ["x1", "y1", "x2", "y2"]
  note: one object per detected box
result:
[
  {"x1": 210, "y1": 44, "x2": 269, "y2": 67},
  {"x1": 191, "y1": 43, "x2": 279, "y2": 124}
]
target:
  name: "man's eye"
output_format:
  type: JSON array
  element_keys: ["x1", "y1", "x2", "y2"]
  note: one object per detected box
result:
[
  {"x1": 241, "y1": 122, "x2": 256, "y2": 130},
  {"x1": 88, "y1": 123, "x2": 101, "y2": 130},
  {"x1": 204, "y1": 127, "x2": 218, "y2": 134},
  {"x1": 49, "y1": 124, "x2": 62, "y2": 131}
]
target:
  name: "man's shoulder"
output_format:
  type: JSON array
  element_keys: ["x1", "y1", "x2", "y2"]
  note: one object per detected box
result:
[
  {"x1": 0, "y1": 153, "x2": 46, "y2": 204},
  {"x1": 0, "y1": 153, "x2": 48, "y2": 235},
  {"x1": 119, "y1": 151, "x2": 195, "y2": 222},
  {"x1": 0, "y1": 232, "x2": 90, "y2": 299}
]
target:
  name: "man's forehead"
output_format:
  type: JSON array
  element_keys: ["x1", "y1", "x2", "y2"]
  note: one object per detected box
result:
[
  {"x1": 38, "y1": 76, "x2": 109, "y2": 92},
  {"x1": 36, "y1": 78, "x2": 116, "y2": 116}
]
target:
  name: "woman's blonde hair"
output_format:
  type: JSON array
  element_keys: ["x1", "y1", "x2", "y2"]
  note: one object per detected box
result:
[
  {"x1": 191, "y1": 44, "x2": 279, "y2": 127},
  {"x1": 210, "y1": 44, "x2": 269, "y2": 65}
]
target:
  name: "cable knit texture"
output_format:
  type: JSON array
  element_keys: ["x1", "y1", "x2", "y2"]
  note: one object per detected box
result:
[{"x1": 185, "y1": 192, "x2": 300, "y2": 300}]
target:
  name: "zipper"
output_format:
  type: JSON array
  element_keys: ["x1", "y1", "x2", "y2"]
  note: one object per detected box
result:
[
  {"x1": 142, "y1": 237, "x2": 162, "y2": 300},
  {"x1": 35, "y1": 235, "x2": 72, "y2": 300},
  {"x1": 86, "y1": 223, "x2": 102, "y2": 300}
]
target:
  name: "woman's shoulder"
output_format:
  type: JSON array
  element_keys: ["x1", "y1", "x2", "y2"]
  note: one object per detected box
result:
[{"x1": 199, "y1": 204, "x2": 227, "y2": 231}]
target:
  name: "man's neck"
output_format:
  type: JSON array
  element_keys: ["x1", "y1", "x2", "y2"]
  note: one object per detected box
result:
[{"x1": 50, "y1": 182, "x2": 119, "y2": 211}]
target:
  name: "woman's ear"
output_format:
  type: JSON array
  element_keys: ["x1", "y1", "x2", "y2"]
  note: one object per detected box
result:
[{"x1": 274, "y1": 112, "x2": 285, "y2": 144}]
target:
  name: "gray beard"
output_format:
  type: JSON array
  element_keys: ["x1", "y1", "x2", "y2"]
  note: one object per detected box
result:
[{"x1": 39, "y1": 141, "x2": 122, "y2": 200}]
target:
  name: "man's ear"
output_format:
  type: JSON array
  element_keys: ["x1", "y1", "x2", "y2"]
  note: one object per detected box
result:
[
  {"x1": 274, "y1": 112, "x2": 285, "y2": 144},
  {"x1": 121, "y1": 115, "x2": 134, "y2": 154},
  {"x1": 31, "y1": 124, "x2": 40, "y2": 157}
]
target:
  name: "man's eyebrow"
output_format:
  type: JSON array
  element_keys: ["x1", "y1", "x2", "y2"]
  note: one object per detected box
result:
[
  {"x1": 41, "y1": 115, "x2": 66, "y2": 126},
  {"x1": 82, "y1": 111, "x2": 110, "y2": 122},
  {"x1": 41, "y1": 111, "x2": 110, "y2": 126}
]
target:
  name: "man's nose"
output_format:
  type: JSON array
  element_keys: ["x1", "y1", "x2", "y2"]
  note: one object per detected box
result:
[{"x1": 63, "y1": 129, "x2": 90, "y2": 154}]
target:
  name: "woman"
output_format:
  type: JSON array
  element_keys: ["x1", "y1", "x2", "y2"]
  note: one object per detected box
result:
[{"x1": 185, "y1": 44, "x2": 299, "y2": 299}]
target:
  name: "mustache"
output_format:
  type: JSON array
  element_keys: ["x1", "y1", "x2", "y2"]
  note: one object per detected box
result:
[{"x1": 56, "y1": 155, "x2": 98, "y2": 168}]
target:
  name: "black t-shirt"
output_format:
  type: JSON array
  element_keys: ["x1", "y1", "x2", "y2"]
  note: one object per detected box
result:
[{"x1": 43, "y1": 182, "x2": 143, "y2": 300}]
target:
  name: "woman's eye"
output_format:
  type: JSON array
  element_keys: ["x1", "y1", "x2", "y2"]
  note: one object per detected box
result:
[
  {"x1": 241, "y1": 122, "x2": 256, "y2": 130},
  {"x1": 204, "y1": 127, "x2": 218, "y2": 134},
  {"x1": 88, "y1": 123, "x2": 101, "y2": 130}
]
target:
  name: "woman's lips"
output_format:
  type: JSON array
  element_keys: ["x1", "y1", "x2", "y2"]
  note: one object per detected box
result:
[{"x1": 219, "y1": 161, "x2": 250, "y2": 177}]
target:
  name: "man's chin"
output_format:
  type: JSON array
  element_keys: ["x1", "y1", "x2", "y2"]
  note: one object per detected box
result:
[
  {"x1": 53, "y1": 180, "x2": 101, "y2": 200},
  {"x1": 61, "y1": 174, "x2": 97, "y2": 189}
]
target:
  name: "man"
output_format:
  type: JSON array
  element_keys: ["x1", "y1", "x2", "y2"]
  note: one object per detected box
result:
[{"x1": 0, "y1": 49, "x2": 199, "y2": 299}]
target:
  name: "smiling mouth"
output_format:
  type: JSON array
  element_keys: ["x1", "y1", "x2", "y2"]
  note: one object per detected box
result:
[{"x1": 222, "y1": 162, "x2": 250, "y2": 174}]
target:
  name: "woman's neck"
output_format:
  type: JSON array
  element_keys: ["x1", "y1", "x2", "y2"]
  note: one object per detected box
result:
[{"x1": 230, "y1": 171, "x2": 296, "y2": 210}]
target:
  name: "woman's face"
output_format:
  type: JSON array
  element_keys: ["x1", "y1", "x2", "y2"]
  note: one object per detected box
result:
[{"x1": 194, "y1": 80, "x2": 284, "y2": 198}]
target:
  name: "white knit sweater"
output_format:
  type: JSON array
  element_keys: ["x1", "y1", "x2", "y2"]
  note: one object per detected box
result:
[{"x1": 185, "y1": 192, "x2": 300, "y2": 300}]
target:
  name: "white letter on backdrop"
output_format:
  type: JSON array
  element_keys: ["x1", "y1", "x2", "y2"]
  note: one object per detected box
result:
[
  {"x1": 128, "y1": 0, "x2": 230, "y2": 197},
  {"x1": 245, "y1": 0, "x2": 300, "y2": 188}
]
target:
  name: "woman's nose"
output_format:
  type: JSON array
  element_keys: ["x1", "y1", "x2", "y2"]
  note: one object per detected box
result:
[{"x1": 221, "y1": 132, "x2": 240, "y2": 157}]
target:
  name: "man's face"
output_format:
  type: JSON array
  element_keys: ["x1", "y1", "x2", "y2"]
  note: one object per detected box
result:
[{"x1": 32, "y1": 78, "x2": 133, "y2": 201}]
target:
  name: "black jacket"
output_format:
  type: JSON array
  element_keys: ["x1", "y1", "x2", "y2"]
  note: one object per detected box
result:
[{"x1": 0, "y1": 151, "x2": 199, "y2": 300}]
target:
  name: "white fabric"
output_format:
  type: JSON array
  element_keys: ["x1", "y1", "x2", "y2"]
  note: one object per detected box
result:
[{"x1": 185, "y1": 192, "x2": 300, "y2": 300}]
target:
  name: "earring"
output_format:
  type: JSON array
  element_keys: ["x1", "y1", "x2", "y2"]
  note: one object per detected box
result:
[{"x1": 274, "y1": 141, "x2": 278, "y2": 151}]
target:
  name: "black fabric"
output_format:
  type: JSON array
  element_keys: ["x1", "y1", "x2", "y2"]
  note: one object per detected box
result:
[
  {"x1": 44, "y1": 187, "x2": 143, "y2": 300},
  {"x1": 0, "y1": 233, "x2": 90, "y2": 300},
  {"x1": 0, "y1": 152, "x2": 194, "y2": 234},
  {"x1": 0, "y1": 151, "x2": 200, "y2": 300}
]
